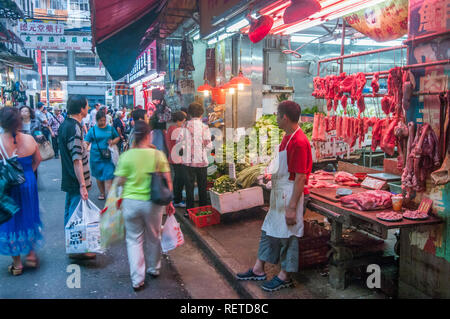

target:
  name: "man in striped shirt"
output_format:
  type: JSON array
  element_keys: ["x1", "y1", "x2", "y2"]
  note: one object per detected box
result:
[{"x1": 58, "y1": 95, "x2": 94, "y2": 259}]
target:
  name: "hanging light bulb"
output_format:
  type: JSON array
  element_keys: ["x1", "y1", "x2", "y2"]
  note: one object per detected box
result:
[
  {"x1": 238, "y1": 83, "x2": 244, "y2": 91},
  {"x1": 203, "y1": 90, "x2": 209, "y2": 97},
  {"x1": 229, "y1": 87, "x2": 235, "y2": 94}
]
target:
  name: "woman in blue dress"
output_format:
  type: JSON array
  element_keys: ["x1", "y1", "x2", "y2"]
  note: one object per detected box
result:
[
  {"x1": 85, "y1": 110, "x2": 120, "y2": 200},
  {"x1": 0, "y1": 107, "x2": 42, "y2": 276}
]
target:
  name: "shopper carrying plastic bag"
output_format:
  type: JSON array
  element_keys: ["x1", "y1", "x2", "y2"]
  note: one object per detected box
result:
[
  {"x1": 65, "y1": 199, "x2": 102, "y2": 254},
  {"x1": 161, "y1": 215, "x2": 184, "y2": 253},
  {"x1": 113, "y1": 121, "x2": 175, "y2": 291},
  {"x1": 100, "y1": 181, "x2": 124, "y2": 249}
]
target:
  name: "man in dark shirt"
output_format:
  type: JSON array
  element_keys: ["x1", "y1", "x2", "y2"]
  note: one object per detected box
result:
[{"x1": 58, "y1": 95, "x2": 94, "y2": 259}]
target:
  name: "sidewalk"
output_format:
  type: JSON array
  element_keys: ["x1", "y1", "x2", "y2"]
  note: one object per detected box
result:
[{"x1": 174, "y1": 207, "x2": 391, "y2": 299}]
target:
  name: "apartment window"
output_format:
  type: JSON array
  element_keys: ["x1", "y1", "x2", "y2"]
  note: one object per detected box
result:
[
  {"x1": 70, "y1": 0, "x2": 89, "y2": 11},
  {"x1": 75, "y1": 52, "x2": 97, "y2": 67},
  {"x1": 34, "y1": 0, "x2": 46, "y2": 9},
  {"x1": 50, "y1": 0, "x2": 67, "y2": 10},
  {"x1": 45, "y1": 52, "x2": 68, "y2": 66}
]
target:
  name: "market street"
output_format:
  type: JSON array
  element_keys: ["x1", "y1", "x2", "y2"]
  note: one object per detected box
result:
[{"x1": 0, "y1": 158, "x2": 190, "y2": 299}]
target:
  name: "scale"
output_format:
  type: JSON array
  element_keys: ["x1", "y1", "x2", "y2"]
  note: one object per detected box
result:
[{"x1": 361, "y1": 173, "x2": 401, "y2": 190}]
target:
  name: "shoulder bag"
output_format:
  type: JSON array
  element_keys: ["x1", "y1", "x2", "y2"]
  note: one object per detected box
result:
[
  {"x1": 150, "y1": 151, "x2": 173, "y2": 206},
  {"x1": 0, "y1": 179, "x2": 20, "y2": 225},
  {"x1": 38, "y1": 135, "x2": 55, "y2": 161},
  {"x1": 0, "y1": 135, "x2": 26, "y2": 187},
  {"x1": 93, "y1": 126, "x2": 112, "y2": 160}
]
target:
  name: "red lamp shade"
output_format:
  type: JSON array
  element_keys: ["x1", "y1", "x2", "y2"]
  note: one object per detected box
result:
[
  {"x1": 229, "y1": 70, "x2": 252, "y2": 86},
  {"x1": 248, "y1": 15, "x2": 274, "y2": 43},
  {"x1": 197, "y1": 82, "x2": 213, "y2": 92},
  {"x1": 283, "y1": 0, "x2": 321, "y2": 24}
]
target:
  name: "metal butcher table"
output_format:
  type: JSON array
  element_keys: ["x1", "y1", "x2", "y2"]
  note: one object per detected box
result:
[{"x1": 306, "y1": 188, "x2": 443, "y2": 290}]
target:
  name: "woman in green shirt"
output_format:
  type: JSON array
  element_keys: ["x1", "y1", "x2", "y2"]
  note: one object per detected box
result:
[{"x1": 114, "y1": 120, "x2": 175, "y2": 291}]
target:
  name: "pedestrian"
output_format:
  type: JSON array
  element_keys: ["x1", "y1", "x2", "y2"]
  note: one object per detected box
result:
[
  {"x1": 128, "y1": 108, "x2": 148, "y2": 148},
  {"x1": 19, "y1": 105, "x2": 43, "y2": 140},
  {"x1": 113, "y1": 110, "x2": 127, "y2": 152},
  {"x1": 165, "y1": 111, "x2": 187, "y2": 208},
  {"x1": 35, "y1": 103, "x2": 53, "y2": 142},
  {"x1": 0, "y1": 107, "x2": 42, "y2": 276},
  {"x1": 58, "y1": 95, "x2": 94, "y2": 259},
  {"x1": 84, "y1": 110, "x2": 120, "y2": 200},
  {"x1": 81, "y1": 111, "x2": 90, "y2": 135},
  {"x1": 236, "y1": 101, "x2": 312, "y2": 292},
  {"x1": 48, "y1": 108, "x2": 65, "y2": 159},
  {"x1": 103, "y1": 107, "x2": 113, "y2": 126},
  {"x1": 177, "y1": 102, "x2": 212, "y2": 214},
  {"x1": 149, "y1": 99, "x2": 171, "y2": 157},
  {"x1": 90, "y1": 103, "x2": 101, "y2": 128},
  {"x1": 114, "y1": 120, "x2": 175, "y2": 291}
]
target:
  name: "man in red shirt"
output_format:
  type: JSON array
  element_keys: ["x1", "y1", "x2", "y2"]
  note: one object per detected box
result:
[{"x1": 237, "y1": 101, "x2": 312, "y2": 292}]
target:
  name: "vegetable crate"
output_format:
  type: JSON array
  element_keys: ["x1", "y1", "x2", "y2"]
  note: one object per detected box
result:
[
  {"x1": 209, "y1": 186, "x2": 264, "y2": 214},
  {"x1": 187, "y1": 206, "x2": 221, "y2": 228}
]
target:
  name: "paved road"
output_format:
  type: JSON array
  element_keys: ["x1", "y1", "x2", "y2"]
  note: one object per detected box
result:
[{"x1": 0, "y1": 158, "x2": 190, "y2": 299}]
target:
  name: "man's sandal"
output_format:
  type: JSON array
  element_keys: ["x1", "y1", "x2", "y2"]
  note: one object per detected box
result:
[
  {"x1": 8, "y1": 264, "x2": 23, "y2": 276},
  {"x1": 98, "y1": 194, "x2": 106, "y2": 200}
]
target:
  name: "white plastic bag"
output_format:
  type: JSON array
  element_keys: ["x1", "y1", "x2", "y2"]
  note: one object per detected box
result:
[
  {"x1": 161, "y1": 215, "x2": 184, "y2": 253},
  {"x1": 65, "y1": 199, "x2": 103, "y2": 254},
  {"x1": 109, "y1": 145, "x2": 119, "y2": 166}
]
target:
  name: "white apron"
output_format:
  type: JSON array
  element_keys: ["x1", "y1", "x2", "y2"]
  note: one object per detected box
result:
[{"x1": 261, "y1": 128, "x2": 304, "y2": 238}]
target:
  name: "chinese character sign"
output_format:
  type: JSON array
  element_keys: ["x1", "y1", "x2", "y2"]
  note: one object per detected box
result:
[
  {"x1": 21, "y1": 35, "x2": 92, "y2": 51},
  {"x1": 18, "y1": 21, "x2": 65, "y2": 35},
  {"x1": 344, "y1": 0, "x2": 408, "y2": 41}
]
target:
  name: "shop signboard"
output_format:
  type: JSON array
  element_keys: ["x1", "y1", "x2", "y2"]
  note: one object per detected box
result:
[
  {"x1": 40, "y1": 90, "x2": 64, "y2": 102},
  {"x1": 127, "y1": 41, "x2": 157, "y2": 83},
  {"x1": 19, "y1": 21, "x2": 64, "y2": 35},
  {"x1": 21, "y1": 35, "x2": 91, "y2": 51},
  {"x1": 343, "y1": 0, "x2": 408, "y2": 41}
]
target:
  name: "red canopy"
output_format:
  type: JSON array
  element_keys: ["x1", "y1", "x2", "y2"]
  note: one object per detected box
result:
[{"x1": 90, "y1": 0, "x2": 162, "y2": 45}]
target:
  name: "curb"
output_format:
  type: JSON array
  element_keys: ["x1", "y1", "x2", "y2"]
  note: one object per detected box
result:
[{"x1": 175, "y1": 210, "x2": 257, "y2": 299}]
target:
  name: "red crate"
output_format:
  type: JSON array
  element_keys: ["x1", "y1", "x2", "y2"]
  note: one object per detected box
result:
[{"x1": 187, "y1": 205, "x2": 221, "y2": 228}]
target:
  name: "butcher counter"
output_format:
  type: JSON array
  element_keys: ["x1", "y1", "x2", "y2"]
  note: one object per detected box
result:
[{"x1": 306, "y1": 186, "x2": 443, "y2": 290}]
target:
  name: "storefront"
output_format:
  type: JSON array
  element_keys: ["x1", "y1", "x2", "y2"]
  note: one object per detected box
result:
[
  {"x1": 184, "y1": 0, "x2": 449, "y2": 298},
  {"x1": 89, "y1": 0, "x2": 449, "y2": 299}
]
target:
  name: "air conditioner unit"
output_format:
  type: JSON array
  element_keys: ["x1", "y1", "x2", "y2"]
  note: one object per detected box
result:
[{"x1": 47, "y1": 9, "x2": 55, "y2": 15}]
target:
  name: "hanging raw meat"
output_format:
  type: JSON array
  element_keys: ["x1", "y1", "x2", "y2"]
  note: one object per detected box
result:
[
  {"x1": 318, "y1": 113, "x2": 327, "y2": 141},
  {"x1": 394, "y1": 120, "x2": 409, "y2": 170},
  {"x1": 371, "y1": 72, "x2": 380, "y2": 96},
  {"x1": 381, "y1": 117, "x2": 398, "y2": 156},
  {"x1": 381, "y1": 96, "x2": 390, "y2": 115},
  {"x1": 340, "y1": 74, "x2": 354, "y2": 94},
  {"x1": 371, "y1": 118, "x2": 384, "y2": 152},
  {"x1": 402, "y1": 122, "x2": 416, "y2": 199},
  {"x1": 312, "y1": 113, "x2": 320, "y2": 140},
  {"x1": 340, "y1": 95, "x2": 348, "y2": 114},
  {"x1": 357, "y1": 95, "x2": 366, "y2": 115}
]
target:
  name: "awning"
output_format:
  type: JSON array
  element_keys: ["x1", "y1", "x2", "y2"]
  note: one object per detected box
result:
[
  {"x1": 115, "y1": 82, "x2": 134, "y2": 95},
  {"x1": 0, "y1": 0, "x2": 24, "y2": 19},
  {"x1": 89, "y1": 0, "x2": 167, "y2": 80},
  {"x1": 0, "y1": 50, "x2": 35, "y2": 70}
]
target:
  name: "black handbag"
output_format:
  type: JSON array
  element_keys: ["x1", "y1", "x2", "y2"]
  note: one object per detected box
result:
[
  {"x1": 0, "y1": 179, "x2": 19, "y2": 225},
  {"x1": 0, "y1": 136, "x2": 26, "y2": 187},
  {"x1": 150, "y1": 152, "x2": 173, "y2": 206},
  {"x1": 150, "y1": 173, "x2": 173, "y2": 206},
  {"x1": 93, "y1": 126, "x2": 112, "y2": 160}
]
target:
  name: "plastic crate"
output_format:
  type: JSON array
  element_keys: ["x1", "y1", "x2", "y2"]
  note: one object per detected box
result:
[{"x1": 187, "y1": 205, "x2": 221, "y2": 228}]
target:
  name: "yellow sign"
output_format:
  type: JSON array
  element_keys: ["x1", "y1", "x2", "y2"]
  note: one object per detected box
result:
[
  {"x1": 344, "y1": 0, "x2": 408, "y2": 42},
  {"x1": 41, "y1": 90, "x2": 64, "y2": 102}
]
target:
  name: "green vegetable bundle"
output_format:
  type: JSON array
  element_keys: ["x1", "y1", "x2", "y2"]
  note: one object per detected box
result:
[
  {"x1": 236, "y1": 164, "x2": 266, "y2": 188},
  {"x1": 212, "y1": 175, "x2": 240, "y2": 194}
]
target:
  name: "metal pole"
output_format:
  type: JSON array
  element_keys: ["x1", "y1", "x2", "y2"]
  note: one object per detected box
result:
[
  {"x1": 340, "y1": 20, "x2": 346, "y2": 74},
  {"x1": 45, "y1": 50, "x2": 50, "y2": 108}
]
